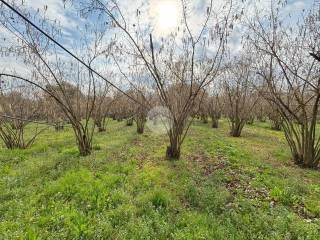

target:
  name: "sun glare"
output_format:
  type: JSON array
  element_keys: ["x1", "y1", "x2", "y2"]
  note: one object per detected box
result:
[{"x1": 154, "y1": 0, "x2": 180, "y2": 35}]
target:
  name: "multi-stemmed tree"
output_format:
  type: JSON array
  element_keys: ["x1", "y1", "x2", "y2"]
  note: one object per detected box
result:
[
  {"x1": 208, "y1": 94, "x2": 223, "y2": 128},
  {"x1": 92, "y1": 95, "x2": 112, "y2": 132},
  {"x1": 73, "y1": 0, "x2": 240, "y2": 159},
  {"x1": 222, "y1": 55, "x2": 258, "y2": 137},
  {"x1": 0, "y1": 85, "x2": 46, "y2": 149},
  {"x1": 249, "y1": 0, "x2": 320, "y2": 168},
  {"x1": 0, "y1": 3, "x2": 113, "y2": 155},
  {"x1": 132, "y1": 89, "x2": 150, "y2": 134}
]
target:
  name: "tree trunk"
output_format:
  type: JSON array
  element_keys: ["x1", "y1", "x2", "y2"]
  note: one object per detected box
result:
[
  {"x1": 0, "y1": 123, "x2": 28, "y2": 149},
  {"x1": 271, "y1": 120, "x2": 281, "y2": 131},
  {"x1": 201, "y1": 114, "x2": 208, "y2": 124},
  {"x1": 73, "y1": 125, "x2": 92, "y2": 156},
  {"x1": 166, "y1": 124, "x2": 183, "y2": 160},
  {"x1": 212, "y1": 117, "x2": 219, "y2": 128},
  {"x1": 55, "y1": 123, "x2": 64, "y2": 131},
  {"x1": 137, "y1": 126, "x2": 144, "y2": 134},
  {"x1": 77, "y1": 134, "x2": 92, "y2": 156},
  {"x1": 98, "y1": 126, "x2": 106, "y2": 132},
  {"x1": 283, "y1": 120, "x2": 320, "y2": 169},
  {"x1": 135, "y1": 114, "x2": 146, "y2": 134},
  {"x1": 246, "y1": 117, "x2": 254, "y2": 125},
  {"x1": 230, "y1": 119, "x2": 245, "y2": 137},
  {"x1": 126, "y1": 118, "x2": 133, "y2": 126},
  {"x1": 292, "y1": 143, "x2": 318, "y2": 168},
  {"x1": 166, "y1": 144, "x2": 181, "y2": 160},
  {"x1": 136, "y1": 120, "x2": 145, "y2": 134},
  {"x1": 258, "y1": 116, "x2": 266, "y2": 122}
]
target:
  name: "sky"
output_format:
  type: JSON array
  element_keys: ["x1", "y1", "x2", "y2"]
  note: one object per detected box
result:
[{"x1": 0, "y1": 0, "x2": 316, "y2": 89}]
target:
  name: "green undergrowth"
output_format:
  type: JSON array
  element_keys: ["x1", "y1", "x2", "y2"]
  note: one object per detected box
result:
[{"x1": 0, "y1": 119, "x2": 319, "y2": 239}]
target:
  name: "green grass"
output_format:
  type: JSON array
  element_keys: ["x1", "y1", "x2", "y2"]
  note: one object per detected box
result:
[{"x1": 0, "y1": 119, "x2": 319, "y2": 239}]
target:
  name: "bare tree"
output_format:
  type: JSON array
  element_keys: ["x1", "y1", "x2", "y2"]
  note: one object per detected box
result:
[
  {"x1": 222, "y1": 55, "x2": 258, "y2": 137},
  {"x1": 132, "y1": 89, "x2": 150, "y2": 134},
  {"x1": 254, "y1": 98, "x2": 268, "y2": 123},
  {"x1": 74, "y1": 0, "x2": 239, "y2": 159},
  {"x1": 0, "y1": 85, "x2": 46, "y2": 149},
  {"x1": 208, "y1": 94, "x2": 223, "y2": 128},
  {"x1": 92, "y1": 95, "x2": 112, "y2": 132},
  {"x1": 198, "y1": 91, "x2": 210, "y2": 124},
  {"x1": 249, "y1": 1, "x2": 320, "y2": 168},
  {"x1": 109, "y1": 92, "x2": 130, "y2": 123},
  {"x1": 91, "y1": 76, "x2": 114, "y2": 133},
  {"x1": 42, "y1": 90, "x2": 67, "y2": 131},
  {"x1": 0, "y1": 3, "x2": 112, "y2": 155},
  {"x1": 267, "y1": 103, "x2": 283, "y2": 131}
]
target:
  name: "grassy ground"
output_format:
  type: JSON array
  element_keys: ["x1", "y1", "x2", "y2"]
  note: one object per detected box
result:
[{"x1": 0, "y1": 119, "x2": 319, "y2": 239}]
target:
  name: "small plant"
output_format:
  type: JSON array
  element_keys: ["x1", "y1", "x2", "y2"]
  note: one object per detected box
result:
[
  {"x1": 270, "y1": 186, "x2": 299, "y2": 206},
  {"x1": 151, "y1": 190, "x2": 170, "y2": 209}
]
